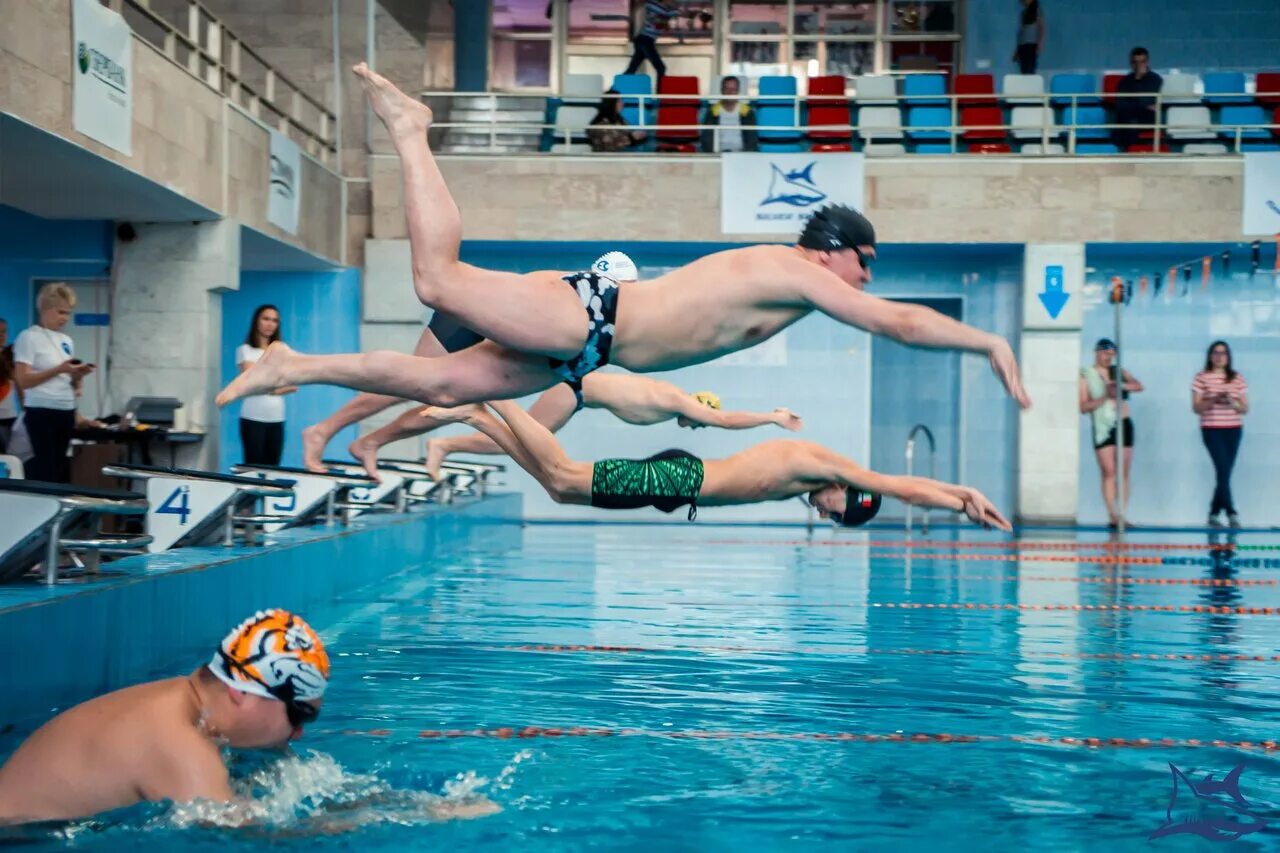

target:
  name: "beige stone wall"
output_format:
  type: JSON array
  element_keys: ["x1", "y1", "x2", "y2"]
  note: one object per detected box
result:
[
  {"x1": 226, "y1": 108, "x2": 344, "y2": 262},
  {"x1": 370, "y1": 155, "x2": 1247, "y2": 244},
  {"x1": 1, "y1": 0, "x2": 224, "y2": 213}
]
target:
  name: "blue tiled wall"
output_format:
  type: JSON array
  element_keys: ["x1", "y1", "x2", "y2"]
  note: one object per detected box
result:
[
  {"x1": 964, "y1": 0, "x2": 1280, "y2": 75},
  {"x1": 220, "y1": 269, "x2": 363, "y2": 471},
  {"x1": 455, "y1": 242, "x2": 1022, "y2": 524},
  {"x1": 1079, "y1": 243, "x2": 1280, "y2": 527}
]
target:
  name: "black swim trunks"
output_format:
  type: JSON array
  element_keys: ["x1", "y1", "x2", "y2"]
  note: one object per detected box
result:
[
  {"x1": 548, "y1": 272, "x2": 619, "y2": 385},
  {"x1": 1095, "y1": 417, "x2": 1136, "y2": 450},
  {"x1": 427, "y1": 311, "x2": 484, "y2": 354},
  {"x1": 591, "y1": 449, "x2": 705, "y2": 520}
]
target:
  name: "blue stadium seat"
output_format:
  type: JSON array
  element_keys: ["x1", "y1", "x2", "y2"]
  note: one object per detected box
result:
[
  {"x1": 906, "y1": 106, "x2": 953, "y2": 141},
  {"x1": 1050, "y1": 73, "x2": 1099, "y2": 106},
  {"x1": 610, "y1": 73, "x2": 656, "y2": 151},
  {"x1": 1241, "y1": 143, "x2": 1280, "y2": 151},
  {"x1": 912, "y1": 143, "x2": 956, "y2": 154},
  {"x1": 1202, "y1": 72, "x2": 1249, "y2": 105},
  {"x1": 1217, "y1": 105, "x2": 1272, "y2": 141},
  {"x1": 1059, "y1": 105, "x2": 1109, "y2": 140},
  {"x1": 1075, "y1": 142, "x2": 1120, "y2": 154},
  {"x1": 756, "y1": 75, "x2": 804, "y2": 148},
  {"x1": 903, "y1": 74, "x2": 947, "y2": 105}
]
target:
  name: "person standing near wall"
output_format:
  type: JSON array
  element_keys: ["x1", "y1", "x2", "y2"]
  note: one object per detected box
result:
[
  {"x1": 1013, "y1": 0, "x2": 1044, "y2": 74},
  {"x1": 1079, "y1": 338, "x2": 1143, "y2": 528},
  {"x1": 236, "y1": 305, "x2": 295, "y2": 466},
  {"x1": 1192, "y1": 341, "x2": 1248, "y2": 528},
  {"x1": 12, "y1": 284, "x2": 102, "y2": 483},
  {"x1": 0, "y1": 318, "x2": 21, "y2": 454}
]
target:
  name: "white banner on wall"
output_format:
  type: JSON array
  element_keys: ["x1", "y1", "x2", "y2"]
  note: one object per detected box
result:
[
  {"x1": 268, "y1": 129, "x2": 302, "y2": 235},
  {"x1": 720, "y1": 153, "x2": 865, "y2": 235},
  {"x1": 1242, "y1": 152, "x2": 1280, "y2": 236},
  {"x1": 72, "y1": 0, "x2": 133, "y2": 155}
]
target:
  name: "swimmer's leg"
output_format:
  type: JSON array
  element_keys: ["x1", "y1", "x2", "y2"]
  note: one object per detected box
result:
[
  {"x1": 302, "y1": 327, "x2": 448, "y2": 471},
  {"x1": 354, "y1": 63, "x2": 585, "y2": 360},
  {"x1": 216, "y1": 341, "x2": 558, "y2": 409}
]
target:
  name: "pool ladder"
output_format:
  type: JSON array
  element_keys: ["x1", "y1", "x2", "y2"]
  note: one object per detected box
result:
[{"x1": 905, "y1": 424, "x2": 936, "y2": 537}]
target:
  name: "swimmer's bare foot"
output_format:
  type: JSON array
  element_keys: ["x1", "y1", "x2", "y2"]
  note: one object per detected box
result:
[
  {"x1": 301, "y1": 424, "x2": 331, "y2": 473},
  {"x1": 347, "y1": 434, "x2": 383, "y2": 482},
  {"x1": 353, "y1": 62, "x2": 432, "y2": 145},
  {"x1": 216, "y1": 342, "x2": 294, "y2": 407},
  {"x1": 774, "y1": 408, "x2": 803, "y2": 432},
  {"x1": 424, "y1": 439, "x2": 448, "y2": 482}
]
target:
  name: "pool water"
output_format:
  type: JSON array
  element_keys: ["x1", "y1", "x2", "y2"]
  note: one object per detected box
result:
[{"x1": 6, "y1": 523, "x2": 1280, "y2": 849}]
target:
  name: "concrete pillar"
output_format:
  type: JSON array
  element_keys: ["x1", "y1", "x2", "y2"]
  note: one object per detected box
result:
[
  {"x1": 1017, "y1": 243, "x2": 1084, "y2": 524},
  {"x1": 454, "y1": 0, "x2": 489, "y2": 92},
  {"x1": 109, "y1": 221, "x2": 240, "y2": 470}
]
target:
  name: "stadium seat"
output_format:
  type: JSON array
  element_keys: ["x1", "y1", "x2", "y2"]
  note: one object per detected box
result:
[
  {"x1": 1275, "y1": 106, "x2": 1280, "y2": 136},
  {"x1": 656, "y1": 76, "x2": 700, "y2": 153},
  {"x1": 564, "y1": 73, "x2": 604, "y2": 99},
  {"x1": 906, "y1": 106, "x2": 952, "y2": 141},
  {"x1": 552, "y1": 73, "x2": 604, "y2": 149},
  {"x1": 954, "y1": 74, "x2": 997, "y2": 106},
  {"x1": 1050, "y1": 73, "x2": 1099, "y2": 106},
  {"x1": 1242, "y1": 143, "x2": 1280, "y2": 151},
  {"x1": 1165, "y1": 105, "x2": 1215, "y2": 139},
  {"x1": 1256, "y1": 72, "x2": 1280, "y2": 107},
  {"x1": 1002, "y1": 74, "x2": 1045, "y2": 105},
  {"x1": 1181, "y1": 142, "x2": 1229, "y2": 155},
  {"x1": 1102, "y1": 73, "x2": 1124, "y2": 107},
  {"x1": 756, "y1": 76, "x2": 805, "y2": 150},
  {"x1": 1125, "y1": 142, "x2": 1171, "y2": 153},
  {"x1": 1202, "y1": 71, "x2": 1249, "y2": 105},
  {"x1": 1019, "y1": 143, "x2": 1066, "y2": 155},
  {"x1": 1075, "y1": 143, "x2": 1121, "y2": 154},
  {"x1": 807, "y1": 76, "x2": 853, "y2": 150},
  {"x1": 612, "y1": 73, "x2": 656, "y2": 129},
  {"x1": 903, "y1": 74, "x2": 947, "y2": 105},
  {"x1": 857, "y1": 106, "x2": 904, "y2": 142},
  {"x1": 1010, "y1": 105, "x2": 1055, "y2": 140},
  {"x1": 854, "y1": 75, "x2": 898, "y2": 105},
  {"x1": 862, "y1": 142, "x2": 907, "y2": 156},
  {"x1": 960, "y1": 106, "x2": 1005, "y2": 142},
  {"x1": 1060, "y1": 105, "x2": 1109, "y2": 140},
  {"x1": 1160, "y1": 73, "x2": 1201, "y2": 105},
  {"x1": 913, "y1": 143, "x2": 955, "y2": 154},
  {"x1": 968, "y1": 143, "x2": 1013, "y2": 154},
  {"x1": 1217, "y1": 105, "x2": 1272, "y2": 144}
]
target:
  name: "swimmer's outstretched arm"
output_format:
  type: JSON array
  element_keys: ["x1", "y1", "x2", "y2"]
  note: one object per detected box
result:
[
  {"x1": 668, "y1": 395, "x2": 803, "y2": 432},
  {"x1": 797, "y1": 444, "x2": 1012, "y2": 531},
  {"x1": 797, "y1": 269, "x2": 1030, "y2": 409}
]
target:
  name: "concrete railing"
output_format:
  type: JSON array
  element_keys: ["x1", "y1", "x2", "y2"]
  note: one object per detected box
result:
[{"x1": 114, "y1": 0, "x2": 336, "y2": 164}]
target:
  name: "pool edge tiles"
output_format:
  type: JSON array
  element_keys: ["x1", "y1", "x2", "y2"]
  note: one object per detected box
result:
[{"x1": 0, "y1": 492, "x2": 522, "y2": 727}]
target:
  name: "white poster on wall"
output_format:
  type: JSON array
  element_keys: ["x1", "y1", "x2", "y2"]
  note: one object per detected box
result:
[
  {"x1": 720, "y1": 153, "x2": 865, "y2": 235},
  {"x1": 268, "y1": 129, "x2": 302, "y2": 235},
  {"x1": 72, "y1": 0, "x2": 133, "y2": 155},
  {"x1": 1242, "y1": 152, "x2": 1280, "y2": 236}
]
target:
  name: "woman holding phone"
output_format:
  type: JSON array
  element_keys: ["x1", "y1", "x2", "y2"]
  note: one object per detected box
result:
[{"x1": 1192, "y1": 341, "x2": 1248, "y2": 527}]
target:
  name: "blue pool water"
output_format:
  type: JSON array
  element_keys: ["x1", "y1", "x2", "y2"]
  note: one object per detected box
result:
[{"x1": 4, "y1": 523, "x2": 1280, "y2": 848}]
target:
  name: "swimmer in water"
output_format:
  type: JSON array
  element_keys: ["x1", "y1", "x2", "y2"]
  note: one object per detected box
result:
[
  {"x1": 421, "y1": 400, "x2": 1011, "y2": 530},
  {"x1": 216, "y1": 66, "x2": 1029, "y2": 415},
  {"x1": 0, "y1": 610, "x2": 329, "y2": 825}
]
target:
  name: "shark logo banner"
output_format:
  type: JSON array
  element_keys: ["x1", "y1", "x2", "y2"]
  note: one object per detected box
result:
[
  {"x1": 721, "y1": 153, "x2": 864, "y2": 234},
  {"x1": 1242, "y1": 152, "x2": 1280, "y2": 236},
  {"x1": 268, "y1": 129, "x2": 302, "y2": 235},
  {"x1": 72, "y1": 0, "x2": 133, "y2": 155}
]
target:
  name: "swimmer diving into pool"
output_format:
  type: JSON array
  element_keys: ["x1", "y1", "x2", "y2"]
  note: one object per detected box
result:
[
  {"x1": 215, "y1": 64, "x2": 1030, "y2": 413},
  {"x1": 420, "y1": 400, "x2": 1012, "y2": 531},
  {"x1": 0, "y1": 610, "x2": 494, "y2": 826}
]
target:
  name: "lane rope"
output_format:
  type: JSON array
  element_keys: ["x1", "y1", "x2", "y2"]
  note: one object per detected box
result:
[{"x1": 508, "y1": 644, "x2": 1280, "y2": 663}]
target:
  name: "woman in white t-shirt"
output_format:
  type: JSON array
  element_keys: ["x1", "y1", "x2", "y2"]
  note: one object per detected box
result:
[
  {"x1": 12, "y1": 283, "x2": 102, "y2": 482},
  {"x1": 236, "y1": 305, "x2": 295, "y2": 465}
]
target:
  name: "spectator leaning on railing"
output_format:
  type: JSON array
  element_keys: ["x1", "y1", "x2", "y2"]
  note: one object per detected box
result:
[
  {"x1": 1114, "y1": 47, "x2": 1163, "y2": 149},
  {"x1": 700, "y1": 76, "x2": 757, "y2": 153}
]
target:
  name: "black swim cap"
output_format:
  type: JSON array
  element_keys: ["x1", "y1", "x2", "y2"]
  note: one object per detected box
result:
[
  {"x1": 833, "y1": 488, "x2": 881, "y2": 528},
  {"x1": 797, "y1": 204, "x2": 877, "y2": 252}
]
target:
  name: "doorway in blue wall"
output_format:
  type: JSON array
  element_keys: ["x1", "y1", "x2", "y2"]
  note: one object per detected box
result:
[{"x1": 869, "y1": 297, "x2": 963, "y2": 519}]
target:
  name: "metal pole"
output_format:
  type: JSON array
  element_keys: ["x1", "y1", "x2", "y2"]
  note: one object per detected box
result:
[
  {"x1": 1113, "y1": 294, "x2": 1126, "y2": 535},
  {"x1": 45, "y1": 515, "x2": 64, "y2": 585}
]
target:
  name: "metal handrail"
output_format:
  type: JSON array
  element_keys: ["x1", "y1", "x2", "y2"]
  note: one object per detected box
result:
[
  {"x1": 113, "y1": 0, "x2": 336, "y2": 163},
  {"x1": 905, "y1": 424, "x2": 935, "y2": 537}
]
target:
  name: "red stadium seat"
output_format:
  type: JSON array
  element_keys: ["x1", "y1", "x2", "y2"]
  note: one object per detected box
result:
[
  {"x1": 1274, "y1": 106, "x2": 1280, "y2": 137},
  {"x1": 1125, "y1": 142, "x2": 1170, "y2": 153},
  {"x1": 968, "y1": 142, "x2": 1012, "y2": 154},
  {"x1": 954, "y1": 74, "x2": 996, "y2": 106},
  {"x1": 656, "y1": 76, "x2": 700, "y2": 152},
  {"x1": 806, "y1": 75, "x2": 852, "y2": 144},
  {"x1": 1258, "y1": 73, "x2": 1280, "y2": 107},
  {"x1": 1102, "y1": 73, "x2": 1124, "y2": 106},
  {"x1": 960, "y1": 106, "x2": 1005, "y2": 141}
]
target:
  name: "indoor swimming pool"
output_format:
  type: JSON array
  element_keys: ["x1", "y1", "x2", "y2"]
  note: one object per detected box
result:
[{"x1": 3, "y1": 522, "x2": 1278, "y2": 849}]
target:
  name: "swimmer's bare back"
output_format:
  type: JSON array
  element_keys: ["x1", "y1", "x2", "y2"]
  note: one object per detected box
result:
[{"x1": 0, "y1": 678, "x2": 225, "y2": 824}]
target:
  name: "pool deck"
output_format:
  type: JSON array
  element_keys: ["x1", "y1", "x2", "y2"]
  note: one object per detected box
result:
[{"x1": 0, "y1": 492, "x2": 522, "y2": 728}]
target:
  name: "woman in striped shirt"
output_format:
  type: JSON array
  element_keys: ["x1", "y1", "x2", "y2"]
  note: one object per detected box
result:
[{"x1": 1192, "y1": 340, "x2": 1249, "y2": 527}]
